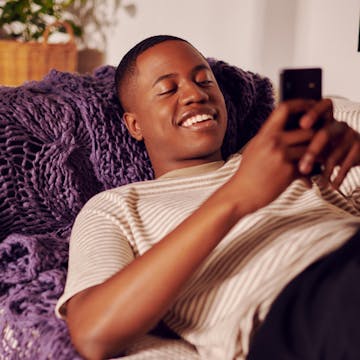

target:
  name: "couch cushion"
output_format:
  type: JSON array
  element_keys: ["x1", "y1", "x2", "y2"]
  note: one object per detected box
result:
[{"x1": 0, "y1": 62, "x2": 274, "y2": 359}]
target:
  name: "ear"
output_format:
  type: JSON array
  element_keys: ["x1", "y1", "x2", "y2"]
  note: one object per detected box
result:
[{"x1": 123, "y1": 112, "x2": 143, "y2": 141}]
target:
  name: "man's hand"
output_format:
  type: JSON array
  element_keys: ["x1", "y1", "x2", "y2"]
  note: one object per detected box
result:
[
  {"x1": 231, "y1": 98, "x2": 360, "y2": 212},
  {"x1": 297, "y1": 98, "x2": 360, "y2": 188},
  {"x1": 232, "y1": 100, "x2": 316, "y2": 212}
]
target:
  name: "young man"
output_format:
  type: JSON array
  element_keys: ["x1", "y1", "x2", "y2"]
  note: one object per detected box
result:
[{"x1": 56, "y1": 35, "x2": 360, "y2": 360}]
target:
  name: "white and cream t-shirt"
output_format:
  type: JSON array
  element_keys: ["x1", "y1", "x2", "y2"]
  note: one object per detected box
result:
[{"x1": 56, "y1": 152, "x2": 360, "y2": 359}]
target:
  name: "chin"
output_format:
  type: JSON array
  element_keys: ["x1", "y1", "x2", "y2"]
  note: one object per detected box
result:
[{"x1": 182, "y1": 143, "x2": 223, "y2": 161}]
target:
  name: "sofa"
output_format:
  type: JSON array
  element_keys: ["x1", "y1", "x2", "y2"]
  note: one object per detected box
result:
[
  {"x1": 1, "y1": 59, "x2": 359, "y2": 358},
  {"x1": 0, "y1": 59, "x2": 275, "y2": 359}
]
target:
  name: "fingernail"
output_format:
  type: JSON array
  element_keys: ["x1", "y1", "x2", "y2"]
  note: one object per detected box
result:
[{"x1": 299, "y1": 153, "x2": 314, "y2": 174}]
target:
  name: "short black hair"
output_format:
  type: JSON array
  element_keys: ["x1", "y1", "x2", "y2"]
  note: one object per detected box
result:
[{"x1": 114, "y1": 35, "x2": 188, "y2": 116}]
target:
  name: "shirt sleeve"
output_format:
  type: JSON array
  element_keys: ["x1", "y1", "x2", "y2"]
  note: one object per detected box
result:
[{"x1": 55, "y1": 192, "x2": 135, "y2": 318}]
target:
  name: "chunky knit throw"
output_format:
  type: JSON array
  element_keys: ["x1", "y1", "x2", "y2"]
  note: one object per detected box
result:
[{"x1": 0, "y1": 60, "x2": 274, "y2": 359}]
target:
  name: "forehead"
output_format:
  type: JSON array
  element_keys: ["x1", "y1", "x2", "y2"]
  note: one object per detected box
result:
[{"x1": 135, "y1": 40, "x2": 210, "y2": 84}]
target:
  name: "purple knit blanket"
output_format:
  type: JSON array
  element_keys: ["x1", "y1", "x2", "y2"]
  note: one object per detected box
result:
[{"x1": 0, "y1": 61, "x2": 273, "y2": 359}]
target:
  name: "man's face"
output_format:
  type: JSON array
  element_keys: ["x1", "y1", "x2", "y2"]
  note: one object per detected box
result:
[{"x1": 124, "y1": 40, "x2": 227, "y2": 177}]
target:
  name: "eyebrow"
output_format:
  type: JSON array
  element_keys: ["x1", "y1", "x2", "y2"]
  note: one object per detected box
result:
[{"x1": 151, "y1": 64, "x2": 211, "y2": 88}]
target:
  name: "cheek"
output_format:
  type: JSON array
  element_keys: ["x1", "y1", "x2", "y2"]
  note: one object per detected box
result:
[
  {"x1": 149, "y1": 101, "x2": 175, "y2": 129},
  {"x1": 215, "y1": 90, "x2": 226, "y2": 110},
  {"x1": 156, "y1": 104, "x2": 174, "y2": 123},
  {"x1": 140, "y1": 105, "x2": 175, "y2": 141},
  {"x1": 211, "y1": 92, "x2": 227, "y2": 125}
]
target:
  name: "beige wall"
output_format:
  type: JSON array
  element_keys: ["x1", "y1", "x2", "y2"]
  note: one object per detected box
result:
[
  {"x1": 293, "y1": 0, "x2": 360, "y2": 100},
  {"x1": 103, "y1": 0, "x2": 360, "y2": 101}
]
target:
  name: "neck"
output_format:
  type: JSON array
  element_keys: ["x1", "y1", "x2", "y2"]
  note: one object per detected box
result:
[{"x1": 152, "y1": 155, "x2": 224, "y2": 178}]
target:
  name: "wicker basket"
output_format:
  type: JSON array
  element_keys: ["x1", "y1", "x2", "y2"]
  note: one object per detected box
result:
[{"x1": 0, "y1": 21, "x2": 77, "y2": 86}]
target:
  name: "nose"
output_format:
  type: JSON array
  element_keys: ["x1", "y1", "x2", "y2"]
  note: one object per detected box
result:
[{"x1": 179, "y1": 81, "x2": 209, "y2": 105}]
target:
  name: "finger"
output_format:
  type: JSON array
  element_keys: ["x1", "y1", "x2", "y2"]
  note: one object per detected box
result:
[
  {"x1": 322, "y1": 126, "x2": 354, "y2": 180},
  {"x1": 282, "y1": 128, "x2": 314, "y2": 146},
  {"x1": 332, "y1": 142, "x2": 360, "y2": 188},
  {"x1": 298, "y1": 121, "x2": 347, "y2": 175},
  {"x1": 261, "y1": 100, "x2": 315, "y2": 134},
  {"x1": 299, "y1": 176, "x2": 313, "y2": 189},
  {"x1": 260, "y1": 103, "x2": 290, "y2": 134},
  {"x1": 322, "y1": 145, "x2": 348, "y2": 181},
  {"x1": 299, "y1": 98, "x2": 333, "y2": 129},
  {"x1": 286, "y1": 145, "x2": 309, "y2": 162}
]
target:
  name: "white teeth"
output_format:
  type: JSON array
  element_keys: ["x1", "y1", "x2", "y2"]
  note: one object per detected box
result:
[{"x1": 181, "y1": 114, "x2": 214, "y2": 127}]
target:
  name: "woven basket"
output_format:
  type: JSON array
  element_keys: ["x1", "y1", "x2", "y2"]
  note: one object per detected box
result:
[{"x1": 0, "y1": 21, "x2": 77, "y2": 86}]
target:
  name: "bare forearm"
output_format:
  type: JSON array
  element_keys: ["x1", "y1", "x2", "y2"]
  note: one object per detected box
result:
[{"x1": 67, "y1": 177, "x2": 250, "y2": 359}]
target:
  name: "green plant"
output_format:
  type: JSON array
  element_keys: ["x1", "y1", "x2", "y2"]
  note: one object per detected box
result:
[{"x1": 0, "y1": 0, "x2": 82, "y2": 41}]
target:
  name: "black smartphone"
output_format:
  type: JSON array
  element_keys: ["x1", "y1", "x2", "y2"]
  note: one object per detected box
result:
[
  {"x1": 280, "y1": 68, "x2": 323, "y2": 174},
  {"x1": 280, "y1": 68, "x2": 322, "y2": 130}
]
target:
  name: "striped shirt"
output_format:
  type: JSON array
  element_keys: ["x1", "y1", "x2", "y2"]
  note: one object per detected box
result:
[{"x1": 56, "y1": 149, "x2": 360, "y2": 359}]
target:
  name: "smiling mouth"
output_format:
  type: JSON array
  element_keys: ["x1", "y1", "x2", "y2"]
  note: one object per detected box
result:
[{"x1": 180, "y1": 114, "x2": 215, "y2": 128}]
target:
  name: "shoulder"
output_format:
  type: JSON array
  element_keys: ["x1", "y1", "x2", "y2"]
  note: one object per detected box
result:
[{"x1": 84, "y1": 179, "x2": 157, "y2": 207}]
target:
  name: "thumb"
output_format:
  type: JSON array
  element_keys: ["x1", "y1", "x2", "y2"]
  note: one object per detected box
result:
[
  {"x1": 260, "y1": 103, "x2": 290, "y2": 134},
  {"x1": 261, "y1": 100, "x2": 316, "y2": 134}
]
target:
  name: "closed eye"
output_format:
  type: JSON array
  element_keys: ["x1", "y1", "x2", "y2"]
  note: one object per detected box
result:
[
  {"x1": 158, "y1": 87, "x2": 177, "y2": 96},
  {"x1": 197, "y1": 80, "x2": 213, "y2": 86}
]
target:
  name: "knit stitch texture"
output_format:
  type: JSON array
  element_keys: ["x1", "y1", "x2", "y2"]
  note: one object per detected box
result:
[{"x1": 0, "y1": 60, "x2": 274, "y2": 359}]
